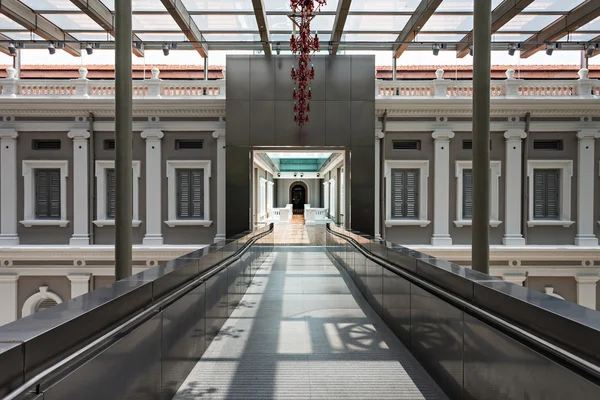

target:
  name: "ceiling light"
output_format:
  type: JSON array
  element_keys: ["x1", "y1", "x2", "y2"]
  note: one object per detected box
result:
[
  {"x1": 86, "y1": 43, "x2": 93, "y2": 55},
  {"x1": 469, "y1": 47, "x2": 473, "y2": 56},
  {"x1": 586, "y1": 44, "x2": 597, "y2": 57},
  {"x1": 171, "y1": 42, "x2": 177, "y2": 50},
  {"x1": 8, "y1": 42, "x2": 16, "y2": 56},
  {"x1": 432, "y1": 44, "x2": 441, "y2": 56},
  {"x1": 134, "y1": 41, "x2": 143, "y2": 50},
  {"x1": 162, "y1": 43, "x2": 169, "y2": 56},
  {"x1": 48, "y1": 42, "x2": 55, "y2": 55},
  {"x1": 508, "y1": 43, "x2": 518, "y2": 56},
  {"x1": 545, "y1": 44, "x2": 554, "y2": 56},
  {"x1": 276, "y1": 41, "x2": 281, "y2": 55}
]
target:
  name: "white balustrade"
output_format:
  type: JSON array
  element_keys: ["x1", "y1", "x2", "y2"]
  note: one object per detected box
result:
[{"x1": 305, "y1": 207, "x2": 329, "y2": 225}]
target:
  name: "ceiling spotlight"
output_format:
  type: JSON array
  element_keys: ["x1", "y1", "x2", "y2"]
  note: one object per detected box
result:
[
  {"x1": 162, "y1": 43, "x2": 169, "y2": 56},
  {"x1": 171, "y1": 42, "x2": 178, "y2": 50},
  {"x1": 276, "y1": 41, "x2": 281, "y2": 55},
  {"x1": 432, "y1": 44, "x2": 441, "y2": 56},
  {"x1": 48, "y1": 42, "x2": 56, "y2": 55},
  {"x1": 8, "y1": 42, "x2": 16, "y2": 56},
  {"x1": 545, "y1": 43, "x2": 554, "y2": 56},
  {"x1": 469, "y1": 47, "x2": 473, "y2": 56},
  {"x1": 300, "y1": 173, "x2": 304, "y2": 177},
  {"x1": 508, "y1": 43, "x2": 518, "y2": 56},
  {"x1": 586, "y1": 44, "x2": 597, "y2": 57},
  {"x1": 134, "y1": 41, "x2": 143, "y2": 50},
  {"x1": 278, "y1": 173, "x2": 281, "y2": 177},
  {"x1": 328, "y1": 41, "x2": 333, "y2": 55},
  {"x1": 86, "y1": 43, "x2": 93, "y2": 55}
]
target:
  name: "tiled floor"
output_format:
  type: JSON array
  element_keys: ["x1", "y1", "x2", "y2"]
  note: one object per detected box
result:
[{"x1": 174, "y1": 247, "x2": 447, "y2": 400}]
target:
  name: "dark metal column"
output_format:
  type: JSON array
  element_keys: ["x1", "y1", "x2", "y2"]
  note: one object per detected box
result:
[
  {"x1": 115, "y1": 0, "x2": 133, "y2": 280},
  {"x1": 472, "y1": 0, "x2": 492, "y2": 274}
]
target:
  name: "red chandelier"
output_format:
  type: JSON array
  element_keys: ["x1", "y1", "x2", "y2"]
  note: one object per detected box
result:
[{"x1": 289, "y1": 0, "x2": 326, "y2": 127}]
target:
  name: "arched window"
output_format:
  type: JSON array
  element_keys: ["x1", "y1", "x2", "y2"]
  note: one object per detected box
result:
[{"x1": 22, "y1": 286, "x2": 63, "y2": 317}]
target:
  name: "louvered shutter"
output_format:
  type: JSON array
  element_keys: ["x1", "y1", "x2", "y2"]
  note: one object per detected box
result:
[
  {"x1": 391, "y1": 169, "x2": 419, "y2": 219},
  {"x1": 191, "y1": 170, "x2": 204, "y2": 219},
  {"x1": 177, "y1": 170, "x2": 191, "y2": 218},
  {"x1": 463, "y1": 169, "x2": 473, "y2": 219},
  {"x1": 533, "y1": 169, "x2": 560, "y2": 219},
  {"x1": 106, "y1": 169, "x2": 116, "y2": 219},
  {"x1": 35, "y1": 169, "x2": 60, "y2": 219}
]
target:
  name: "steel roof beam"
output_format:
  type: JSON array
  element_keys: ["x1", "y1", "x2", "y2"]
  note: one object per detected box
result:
[
  {"x1": 456, "y1": 0, "x2": 534, "y2": 58},
  {"x1": 331, "y1": 0, "x2": 352, "y2": 55},
  {"x1": 159, "y1": 0, "x2": 208, "y2": 57},
  {"x1": 251, "y1": 0, "x2": 271, "y2": 55},
  {"x1": 392, "y1": 0, "x2": 444, "y2": 58},
  {"x1": 521, "y1": 0, "x2": 600, "y2": 58},
  {"x1": 0, "y1": 33, "x2": 12, "y2": 56},
  {"x1": 0, "y1": 0, "x2": 80, "y2": 56},
  {"x1": 70, "y1": 0, "x2": 144, "y2": 57}
]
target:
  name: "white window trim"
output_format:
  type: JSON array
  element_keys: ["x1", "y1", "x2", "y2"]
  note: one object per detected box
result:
[
  {"x1": 22, "y1": 286, "x2": 63, "y2": 317},
  {"x1": 385, "y1": 160, "x2": 430, "y2": 227},
  {"x1": 323, "y1": 181, "x2": 330, "y2": 212},
  {"x1": 454, "y1": 161, "x2": 502, "y2": 228},
  {"x1": 21, "y1": 160, "x2": 69, "y2": 227},
  {"x1": 93, "y1": 160, "x2": 142, "y2": 227},
  {"x1": 267, "y1": 181, "x2": 274, "y2": 213},
  {"x1": 526, "y1": 160, "x2": 574, "y2": 227},
  {"x1": 329, "y1": 178, "x2": 336, "y2": 219},
  {"x1": 165, "y1": 160, "x2": 212, "y2": 227}
]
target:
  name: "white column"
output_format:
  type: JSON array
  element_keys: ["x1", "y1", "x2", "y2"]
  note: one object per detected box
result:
[
  {"x1": 374, "y1": 130, "x2": 384, "y2": 240},
  {"x1": 0, "y1": 274, "x2": 19, "y2": 325},
  {"x1": 575, "y1": 275, "x2": 599, "y2": 310},
  {"x1": 213, "y1": 130, "x2": 226, "y2": 243},
  {"x1": 67, "y1": 273, "x2": 91, "y2": 299},
  {"x1": 503, "y1": 130, "x2": 527, "y2": 246},
  {"x1": 68, "y1": 129, "x2": 91, "y2": 246},
  {"x1": 0, "y1": 130, "x2": 19, "y2": 246},
  {"x1": 574, "y1": 130, "x2": 599, "y2": 246},
  {"x1": 141, "y1": 130, "x2": 164, "y2": 246},
  {"x1": 431, "y1": 130, "x2": 454, "y2": 246}
]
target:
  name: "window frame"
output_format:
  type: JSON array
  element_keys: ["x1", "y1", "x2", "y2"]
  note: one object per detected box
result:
[
  {"x1": 176, "y1": 168, "x2": 206, "y2": 220},
  {"x1": 385, "y1": 160, "x2": 430, "y2": 227},
  {"x1": 21, "y1": 160, "x2": 69, "y2": 227},
  {"x1": 526, "y1": 160, "x2": 574, "y2": 227},
  {"x1": 166, "y1": 160, "x2": 212, "y2": 227},
  {"x1": 390, "y1": 168, "x2": 420, "y2": 220},
  {"x1": 454, "y1": 160, "x2": 502, "y2": 227},
  {"x1": 93, "y1": 160, "x2": 141, "y2": 227}
]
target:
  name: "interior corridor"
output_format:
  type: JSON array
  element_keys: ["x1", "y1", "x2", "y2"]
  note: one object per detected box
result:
[{"x1": 174, "y1": 247, "x2": 447, "y2": 400}]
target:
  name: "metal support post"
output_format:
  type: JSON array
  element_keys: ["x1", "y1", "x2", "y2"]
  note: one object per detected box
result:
[
  {"x1": 472, "y1": 0, "x2": 492, "y2": 274},
  {"x1": 115, "y1": 0, "x2": 133, "y2": 280},
  {"x1": 392, "y1": 57, "x2": 397, "y2": 81},
  {"x1": 204, "y1": 56, "x2": 209, "y2": 81}
]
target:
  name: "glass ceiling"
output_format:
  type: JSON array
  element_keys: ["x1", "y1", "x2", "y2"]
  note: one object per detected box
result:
[
  {"x1": 265, "y1": 152, "x2": 334, "y2": 172},
  {"x1": 1, "y1": 0, "x2": 598, "y2": 54}
]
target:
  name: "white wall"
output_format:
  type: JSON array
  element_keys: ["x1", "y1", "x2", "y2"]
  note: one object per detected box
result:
[{"x1": 276, "y1": 179, "x2": 321, "y2": 208}]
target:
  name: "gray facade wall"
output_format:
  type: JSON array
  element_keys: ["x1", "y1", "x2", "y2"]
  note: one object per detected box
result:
[
  {"x1": 526, "y1": 277, "x2": 577, "y2": 305},
  {"x1": 17, "y1": 276, "x2": 71, "y2": 319},
  {"x1": 17, "y1": 132, "x2": 74, "y2": 245},
  {"x1": 226, "y1": 55, "x2": 375, "y2": 236}
]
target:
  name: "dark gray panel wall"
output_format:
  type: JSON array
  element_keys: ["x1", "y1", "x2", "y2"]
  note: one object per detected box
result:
[{"x1": 226, "y1": 55, "x2": 375, "y2": 236}]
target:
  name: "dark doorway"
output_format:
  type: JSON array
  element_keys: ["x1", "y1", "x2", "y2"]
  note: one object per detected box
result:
[{"x1": 290, "y1": 183, "x2": 307, "y2": 214}]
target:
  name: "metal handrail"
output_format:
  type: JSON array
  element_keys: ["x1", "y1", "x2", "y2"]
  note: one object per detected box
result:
[
  {"x1": 3, "y1": 224, "x2": 273, "y2": 400},
  {"x1": 326, "y1": 225, "x2": 600, "y2": 384}
]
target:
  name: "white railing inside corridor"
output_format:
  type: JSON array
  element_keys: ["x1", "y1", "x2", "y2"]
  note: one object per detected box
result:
[
  {"x1": 1, "y1": 67, "x2": 597, "y2": 100},
  {"x1": 305, "y1": 208, "x2": 329, "y2": 224},
  {"x1": 376, "y1": 68, "x2": 599, "y2": 100},
  {"x1": 0, "y1": 67, "x2": 225, "y2": 98}
]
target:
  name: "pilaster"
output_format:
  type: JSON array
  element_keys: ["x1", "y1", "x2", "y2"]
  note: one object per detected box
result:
[
  {"x1": 0, "y1": 274, "x2": 19, "y2": 325},
  {"x1": 374, "y1": 126, "x2": 385, "y2": 240},
  {"x1": 141, "y1": 129, "x2": 164, "y2": 246},
  {"x1": 575, "y1": 275, "x2": 599, "y2": 309},
  {"x1": 431, "y1": 129, "x2": 454, "y2": 246},
  {"x1": 68, "y1": 129, "x2": 91, "y2": 246},
  {"x1": 0, "y1": 130, "x2": 19, "y2": 246},
  {"x1": 67, "y1": 273, "x2": 91, "y2": 299},
  {"x1": 503, "y1": 129, "x2": 527, "y2": 246},
  {"x1": 574, "y1": 129, "x2": 599, "y2": 246},
  {"x1": 213, "y1": 130, "x2": 226, "y2": 243}
]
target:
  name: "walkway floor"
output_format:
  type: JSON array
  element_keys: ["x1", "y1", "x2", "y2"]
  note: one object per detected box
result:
[{"x1": 174, "y1": 247, "x2": 447, "y2": 400}]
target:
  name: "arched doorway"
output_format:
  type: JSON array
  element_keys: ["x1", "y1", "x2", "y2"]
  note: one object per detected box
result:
[{"x1": 290, "y1": 182, "x2": 307, "y2": 215}]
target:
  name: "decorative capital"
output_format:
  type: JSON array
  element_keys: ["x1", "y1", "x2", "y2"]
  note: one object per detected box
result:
[
  {"x1": 67, "y1": 273, "x2": 91, "y2": 283},
  {"x1": 504, "y1": 130, "x2": 527, "y2": 140},
  {"x1": 212, "y1": 130, "x2": 226, "y2": 139},
  {"x1": 67, "y1": 129, "x2": 90, "y2": 140},
  {"x1": 0, "y1": 129, "x2": 18, "y2": 140},
  {"x1": 141, "y1": 129, "x2": 164, "y2": 140},
  {"x1": 0, "y1": 273, "x2": 18, "y2": 283},
  {"x1": 575, "y1": 274, "x2": 599, "y2": 285},
  {"x1": 432, "y1": 129, "x2": 454, "y2": 140},
  {"x1": 375, "y1": 131, "x2": 385, "y2": 140},
  {"x1": 576, "y1": 129, "x2": 599, "y2": 140}
]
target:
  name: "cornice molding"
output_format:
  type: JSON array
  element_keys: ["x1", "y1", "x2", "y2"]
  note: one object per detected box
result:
[{"x1": 0, "y1": 246, "x2": 204, "y2": 262}]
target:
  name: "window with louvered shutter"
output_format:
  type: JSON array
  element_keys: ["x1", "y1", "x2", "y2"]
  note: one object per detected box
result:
[
  {"x1": 391, "y1": 169, "x2": 419, "y2": 219},
  {"x1": 35, "y1": 169, "x2": 61, "y2": 219},
  {"x1": 533, "y1": 169, "x2": 560, "y2": 220},
  {"x1": 463, "y1": 169, "x2": 473, "y2": 219},
  {"x1": 106, "y1": 169, "x2": 116, "y2": 219},
  {"x1": 177, "y1": 169, "x2": 204, "y2": 219}
]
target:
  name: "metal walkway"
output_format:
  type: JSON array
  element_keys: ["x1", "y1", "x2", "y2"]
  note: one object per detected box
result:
[{"x1": 174, "y1": 247, "x2": 447, "y2": 400}]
